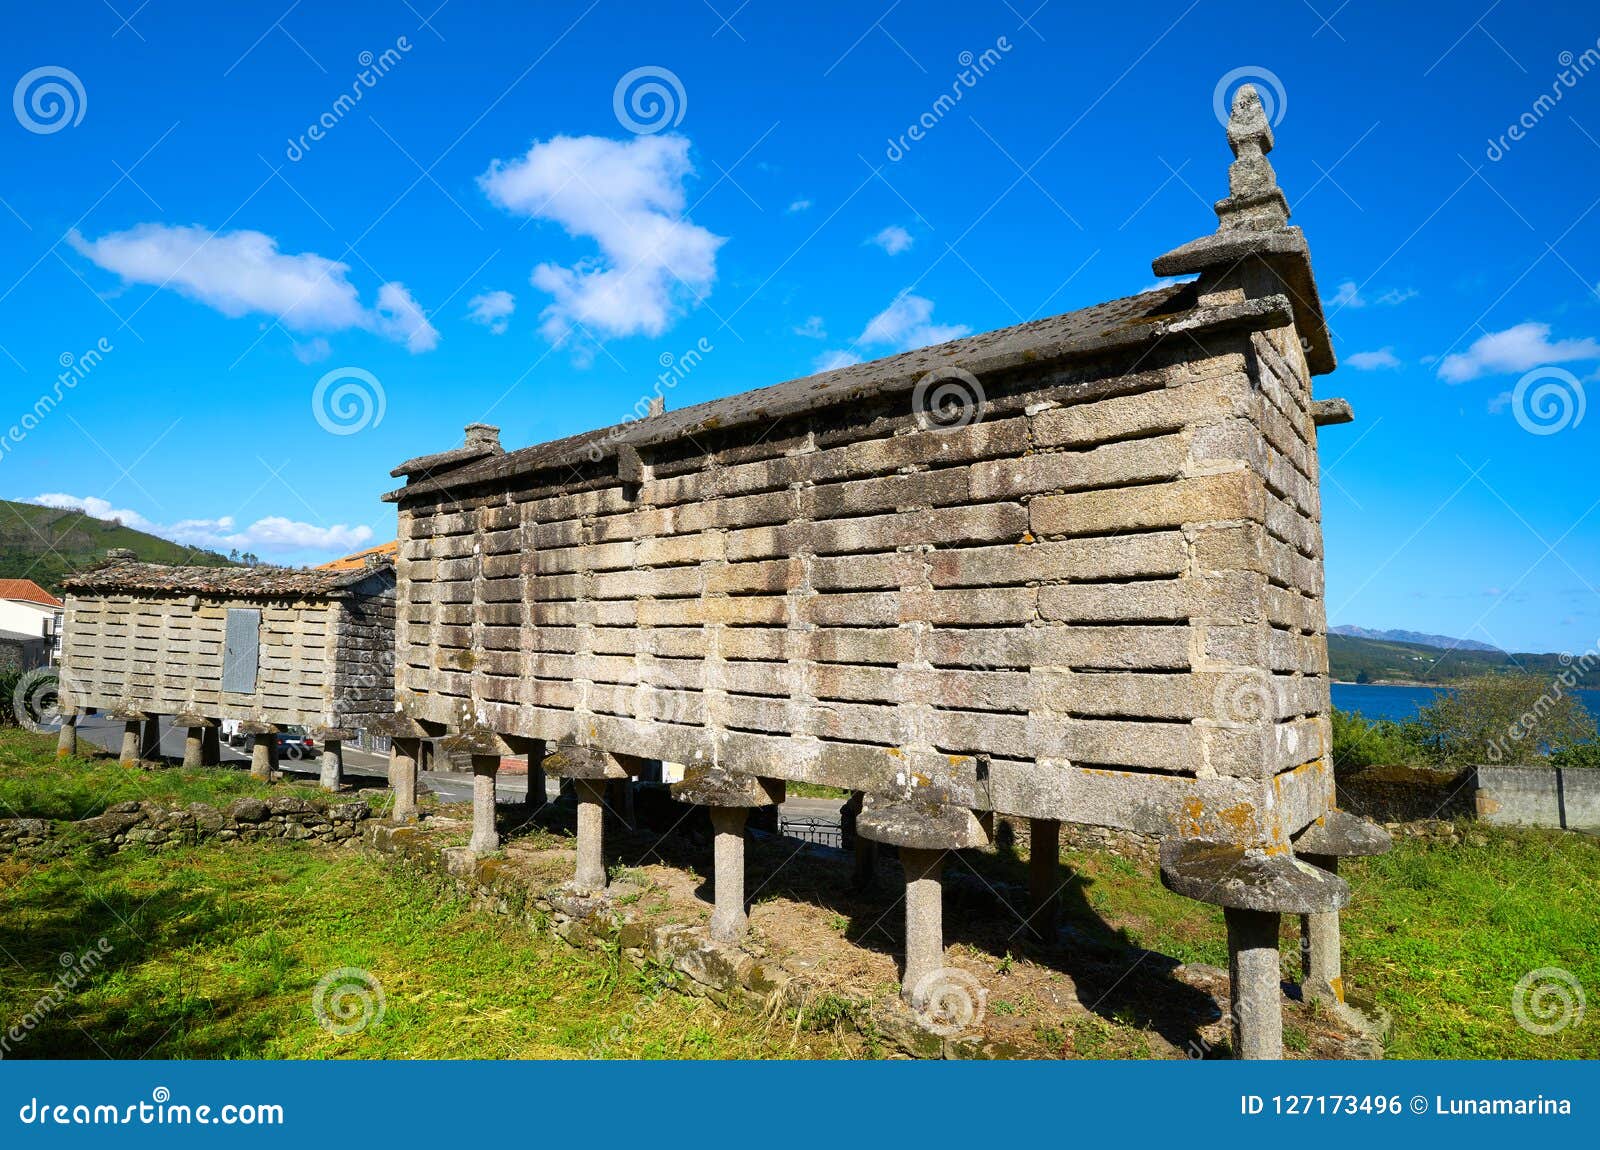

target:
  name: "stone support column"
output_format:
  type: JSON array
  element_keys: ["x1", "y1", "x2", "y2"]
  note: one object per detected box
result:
[
  {"x1": 250, "y1": 732, "x2": 277, "y2": 781},
  {"x1": 573, "y1": 778, "x2": 608, "y2": 892},
  {"x1": 319, "y1": 738, "x2": 343, "y2": 791},
  {"x1": 1292, "y1": 811, "x2": 1392, "y2": 1005},
  {"x1": 470, "y1": 753, "x2": 499, "y2": 854},
  {"x1": 1027, "y1": 817, "x2": 1061, "y2": 942},
  {"x1": 56, "y1": 713, "x2": 78, "y2": 758},
  {"x1": 139, "y1": 716, "x2": 162, "y2": 762},
  {"x1": 670, "y1": 769, "x2": 785, "y2": 945},
  {"x1": 390, "y1": 737, "x2": 421, "y2": 822},
  {"x1": 182, "y1": 727, "x2": 205, "y2": 768},
  {"x1": 119, "y1": 720, "x2": 141, "y2": 765}
]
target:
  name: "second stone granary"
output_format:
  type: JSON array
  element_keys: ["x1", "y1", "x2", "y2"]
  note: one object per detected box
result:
[
  {"x1": 57, "y1": 552, "x2": 396, "y2": 784},
  {"x1": 383, "y1": 85, "x2": 1386, "y2": 1057}
]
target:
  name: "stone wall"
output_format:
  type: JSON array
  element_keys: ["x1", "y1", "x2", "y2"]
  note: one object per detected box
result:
[
  {"x1": 1333, "y1": 762, "x2": 1476, "y2": 824},
  {"x1": 0, "y1": 795, "x2": 374, "y2": 858}
]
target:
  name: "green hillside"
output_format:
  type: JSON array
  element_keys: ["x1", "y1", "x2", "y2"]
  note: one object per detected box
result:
[
  {"x1": 0, "y1": 499, "x2": 234, "y2": 594},
  {"x1": 1328, "y1": 632, "x2": 1600, "y2": 688}
]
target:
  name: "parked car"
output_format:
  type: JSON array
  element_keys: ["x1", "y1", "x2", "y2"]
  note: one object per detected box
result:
[{"x1": 274, "y1": 731, "x2": 316, "y2": 760}]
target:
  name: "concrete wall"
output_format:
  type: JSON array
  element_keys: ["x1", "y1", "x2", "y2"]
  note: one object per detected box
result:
[{"x1": 1475, "y1": 765, "x2": 1600, "y2": 830}]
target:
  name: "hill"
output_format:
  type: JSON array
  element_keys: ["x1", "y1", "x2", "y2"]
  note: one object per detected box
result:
[
  {"x1": 1329, "y1": 624, "x2": 1501, "y2": 653},
  {"x1": 1328, "y1": 632, "x2": 1599, "y2": 688},
  {"x1": 0, "y1": 499, "x2": 234, "y2": 594}
]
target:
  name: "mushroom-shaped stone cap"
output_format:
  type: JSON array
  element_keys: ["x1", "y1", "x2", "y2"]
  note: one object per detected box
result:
[
  {"x1": 671, "y1": 766, "x2": 784, "y2": 808},
  {"x1": 856, "y1": 797, "x2": 990, "y2": 851},
  {"x1": 1160, "y1": 839, "x2": 1350, "y2": 914},
  {"x1": 1294, "y1": 809, "x2": 1393, "y2": 859}
]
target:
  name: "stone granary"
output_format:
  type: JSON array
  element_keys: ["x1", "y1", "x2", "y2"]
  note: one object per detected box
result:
[
  {"x1": 57, "y1": 550, "x2": 396, "y2": 790},
  {"x1": 382, "y1": 85, "x2": 1389, "y2": 1058}
]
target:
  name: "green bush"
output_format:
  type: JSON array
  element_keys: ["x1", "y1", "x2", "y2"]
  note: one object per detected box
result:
[
  {"x1": 1416, "y1": 675, "x2": 1597, "y2": 766},
  {"x1": 1330, "y1": 706, "x2": 1431, "y2": 768}
]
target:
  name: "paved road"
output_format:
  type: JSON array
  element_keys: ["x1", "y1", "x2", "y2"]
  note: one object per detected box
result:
[{"x1": 64, "y1": 715, "x2": 843, "y2": 822}]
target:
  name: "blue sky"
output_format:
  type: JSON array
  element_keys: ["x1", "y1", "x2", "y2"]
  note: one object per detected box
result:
[{"x1": 1, "y1": 0, "x2": 1597, "y2": 654}]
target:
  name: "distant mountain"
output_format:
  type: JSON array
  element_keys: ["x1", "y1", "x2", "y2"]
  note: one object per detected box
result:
[
  {"x1": 1328, "y1": 633, "x2": 1598, "y2": 688},
  {"x1": 1330, "y1": 625, "x2": 1502, "y2": 654},
  {"x1": 0, "y1": 499, "x2": 234, "y2": 594}
]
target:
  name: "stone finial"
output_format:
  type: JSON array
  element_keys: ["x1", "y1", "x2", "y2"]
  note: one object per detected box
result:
[
  {"x1": 464, "y1": 423, "x2": 501, "y2": 450},
  {"x1": 1215, "y1": 84, "x2": 1289, "y2": 232},
  {"x1": 106, "y1": 548, "x2": 137, "y2": 560},
  {"x1": 648, "y1": 395, "x2": 665, "y2": 417}
]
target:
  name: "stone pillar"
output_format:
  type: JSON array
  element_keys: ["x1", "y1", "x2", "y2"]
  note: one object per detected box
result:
[
  {"x1": 1159, "y1": 838, "x2": 1350, "y2": 1061},
  {"x1": 1027, "y1": 817, "x2": 1061, "y2": 942},
  {"x1": 901, "y1": 847, "x2": 947, "y2": 1003},
  {"x1": 524, "y1": 744, "x2": 548, "y2": 814},
  {"x1": 390, "y1": 737, "x2": 421, "y2": 822},
  {"x1": 842, "y1": 790, "x2": 877, "y2": 890},
  {"x1": 1299, "y1": 853, "x2": 1341, "y2": 1002},
  {"x1": 855, "y1": 797, "x2": 990, "y2": 1003},
  {"x1": 1291, "y1": 811, "x2": 1391, "y2": 1006},
  {"x1": 139, "y1": 716, "x2": 162, "y2": 763},
  {"x1": 573, "y1": 778, "x2": 608, "y2": 891},
  {"x1": 319, "y1": 738, "x2": 343, "y2": 791},
  {"x1": 119, "y1": 720, "x2": 141, "y2": 765},
  {"x1": 709, "y1": 807, "x2": 751, "y2": 943},
  {"x1": 470, "y1": 754, "x2": 499, "y2": 854},
  {"x1": 56, "y1": 713, "x2": 78, "y2": 758},
  {"x1": 250, "y1": 732, "x2": 277, "y2": 781},
  {"x1": 201, "y1": 726, "x2": 221, "y2": 766},
  {"x1": 182, "y1": 727, "x2": 205, "y2": 768}
]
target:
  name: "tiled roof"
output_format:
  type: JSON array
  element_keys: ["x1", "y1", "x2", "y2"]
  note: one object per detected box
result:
[
  {"x1": 60, "y1": 560, "x2": 390, "y2": 599},
  {"x1": 0, "y1": 579, "x2": 62, "y2": 608}
]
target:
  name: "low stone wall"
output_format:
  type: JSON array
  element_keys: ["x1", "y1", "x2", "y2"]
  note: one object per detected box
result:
[
  {"x1": 0, "y1": 795, "x2": 374, "y2": 858},
  {"x1": 1475, "y1": 765, "x2": 1600, "y2": 830},
  {"x1": 1334, "y1": 763, "x2": 1476, "y2": 824}
]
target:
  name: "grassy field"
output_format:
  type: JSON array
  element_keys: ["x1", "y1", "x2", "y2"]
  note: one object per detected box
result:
[
  {"x1": 1058, "y1": 827, "x2": 1600, "y2": 1058},
  {"x1": 2, "y1": 728, "x2": 1596, "y2": 1058}
]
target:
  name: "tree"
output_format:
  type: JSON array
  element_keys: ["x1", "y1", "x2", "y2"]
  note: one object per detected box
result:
[{"x1": 1416, "y1": 674, "x2": 1598, "y2": 766}]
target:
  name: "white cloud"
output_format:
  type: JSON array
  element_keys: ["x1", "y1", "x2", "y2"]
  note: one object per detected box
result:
[
  {"x1": 1328, "y1": 280, "x2": 1417, "y2": 309},
  {"x1": 467, "y1": 290, "x2": 515, "y2": 334},
  {"x1": 292, "y1": 337, "x2": 332, "y2": 365},
  {"x1": 871, "y1": 225, "x2": 914, "y2": 255},
  {"x1": 32, "y1": 494, "x2": 373, "y2": 556},
  {"x1": 1437, "y1": 322, "x2": 1600, "y2": 383},
  {"x1": 857, "y1": 293, "x2": 969, "y2": 351},
  {"x1": 787, "y1": 199, "x2": 812, "y2": 213},
  {"x1": 793, "y1": 315, "x2": 827, "y2": 340},
  {"x1": 812, "y1": 349, "x2": 861, "y2": 372},
  {"x1": 67, "y1": 223, "x2": 438, "y2": 353},
  {"x1": 1139, "y1": 276, "x2": 1195, "y2": 295},
  {"x1": 1346, "y1": 347, "x2": 1401, "y2": 370},
  {"x1": 479, "y1": 133, "x2": 723, "y2": 348}
]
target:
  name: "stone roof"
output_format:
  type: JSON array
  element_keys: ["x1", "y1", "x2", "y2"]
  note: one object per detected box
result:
[
  {"x1": 387, "y1": 282, "x2": 1305, "y2": 502},
  {"x1": 315, "y1": 541, "x2": 399, "y2": 571},
  {"x1": 0, "y1": 579, "x2": 62, "y2": 608},
  {"x1": 60, "y1": 560, "x2": 392, "y2": 600}
]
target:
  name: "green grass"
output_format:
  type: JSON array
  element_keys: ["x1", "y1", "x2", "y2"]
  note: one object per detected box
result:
[
  {"x1": 0, "y1": 842, "x2": 853, "y2": 1059},
  {"x1": 1058, "y1": 826, "x2": 1600, "y2": 1058},
  {"x1": 0, "y1": 727, "x2": 332, "y2": 822}
]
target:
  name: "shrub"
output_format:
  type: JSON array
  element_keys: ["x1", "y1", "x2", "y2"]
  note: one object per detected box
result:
[
  {"x1": 1416, "y1": 675, "x2": 1598, "y2": 766},
  {"x1": 1330, "y1": 707, "x2": 1430, "y2": 768}
]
